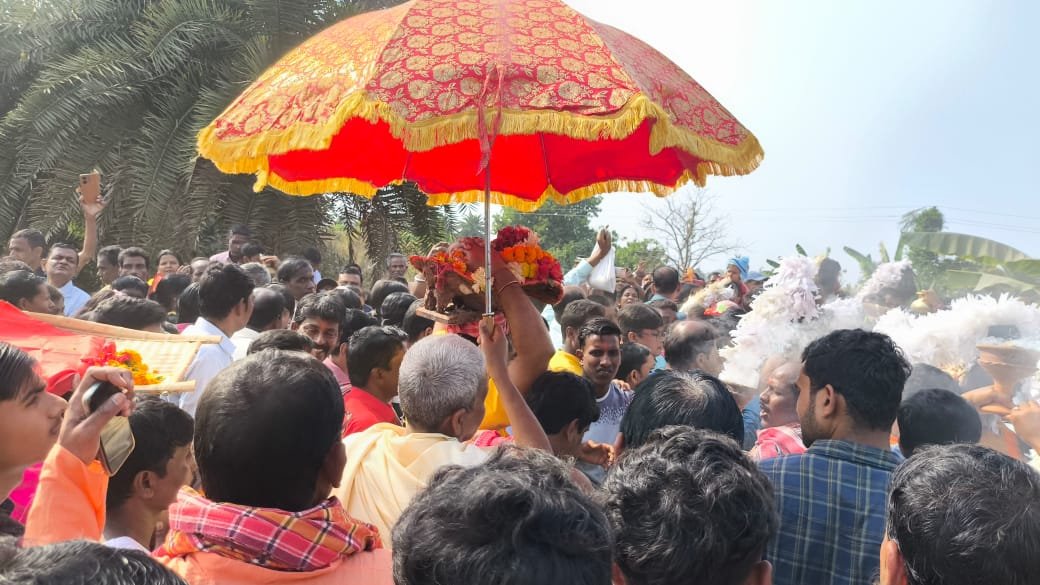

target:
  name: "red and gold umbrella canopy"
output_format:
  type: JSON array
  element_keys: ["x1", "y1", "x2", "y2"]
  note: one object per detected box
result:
[{"x1": 198, "y1": 0, "x2": 763, "y2": 210}]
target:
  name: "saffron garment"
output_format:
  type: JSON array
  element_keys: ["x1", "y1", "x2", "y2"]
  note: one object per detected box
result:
[
  {"x1": 25, "y1": 445, "x2": 394, "y2": 585},
  {"x1": 336, "y1": 423, "x2": 490, "y2": 539}
]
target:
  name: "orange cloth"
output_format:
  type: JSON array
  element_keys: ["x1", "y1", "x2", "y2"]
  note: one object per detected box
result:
[
  {"x1": 156, "y1": 546, "x2": 393, "y2": 585},
  {"x1": 479, "y1": 349, "x2": 582, "y2": 431},
  {"x1": 24, "y1": 446, "x2": 394, "y2": 585},
  {"x1": 24, "y1": 445, "x2": 107, "y2": 546}
]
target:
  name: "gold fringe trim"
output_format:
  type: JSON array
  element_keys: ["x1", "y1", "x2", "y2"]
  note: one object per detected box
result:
[
  {"x1": 264, "y1": 166, "x2": 718, "y2": 211},
  {"x1": 198, "y1": 92, "x2": 764, "y2": 194}
]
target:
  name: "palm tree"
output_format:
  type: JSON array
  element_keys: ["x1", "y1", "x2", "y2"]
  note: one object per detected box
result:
[{"x1": 0, "y1": 0, "x2": 450, "y2": 262}]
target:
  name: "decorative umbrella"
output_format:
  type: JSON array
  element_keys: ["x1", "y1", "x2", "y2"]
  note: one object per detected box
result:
[{"x1": 198, "y1": 0, "x2": 763, "y2": 313}]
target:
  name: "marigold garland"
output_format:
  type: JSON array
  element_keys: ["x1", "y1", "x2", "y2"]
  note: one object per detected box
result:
[{"x1": 82, "y1": 341, "x2": 165, "y2": 385}]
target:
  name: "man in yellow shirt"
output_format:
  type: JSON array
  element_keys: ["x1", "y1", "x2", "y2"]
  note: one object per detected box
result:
[{"x1": 548, "y1": 299, "x2": 607, "y2": 376}]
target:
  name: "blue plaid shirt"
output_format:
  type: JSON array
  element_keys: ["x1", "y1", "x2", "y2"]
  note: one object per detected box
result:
[{"x1": 759, "y1": 440, "x2": 901, "y2": 585}]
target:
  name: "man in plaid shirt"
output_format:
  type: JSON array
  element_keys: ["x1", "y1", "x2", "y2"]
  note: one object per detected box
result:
[{"x1": 760, "y1": 329, "x2": 910, "y2": 585}]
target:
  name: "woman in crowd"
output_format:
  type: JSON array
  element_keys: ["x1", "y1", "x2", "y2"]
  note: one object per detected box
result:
[
  {"x1": 748, "y1": 361, "x2": 806, "y2": 461},
  {"x1": 156, "y1": 250, "x2": 183, "y2": 278}
]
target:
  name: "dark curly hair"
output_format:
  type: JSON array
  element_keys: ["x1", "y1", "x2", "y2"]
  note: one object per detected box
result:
[
  {"x1": 887, "y1": 444, "x2": 1040, "y2": 585},
  {"x1": 603, "y1": 426, "x2": 777, "y2": 585},
  {"x1": 393, "y1": 446, "x2": 613, "y2": 585},
  {"x1": 802, "y1": 329, "x2": 911, "y2": 431}
]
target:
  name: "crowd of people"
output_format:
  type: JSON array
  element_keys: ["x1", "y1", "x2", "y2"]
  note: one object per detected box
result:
[{"x1": 1, "y1": 205, "x2": 1039, "y2": 585}]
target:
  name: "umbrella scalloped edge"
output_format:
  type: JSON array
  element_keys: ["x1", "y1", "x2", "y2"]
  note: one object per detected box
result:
[{"x1": 197, "y1": 92, "x2": 764, "y2": 207}]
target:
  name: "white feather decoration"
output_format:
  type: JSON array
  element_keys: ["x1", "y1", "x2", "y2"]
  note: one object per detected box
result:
[
  {"x1": 720, "y1": 256, "x2": 863, "y2": 389},
  {"x1": 873, "y1": 294, "x2": 1040, "y2": 401},
  {"x1": 857, "y1": 260, "x2": 913, "y2": 300}
]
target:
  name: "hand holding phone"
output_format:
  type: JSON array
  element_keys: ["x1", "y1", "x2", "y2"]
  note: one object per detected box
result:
[
  {"x1": 60, "y1": 367, "x2": 134, "y2": 475},
  {"x1": 78, "y1": 170, "x2": 101, "y2": 204},
  {"x1": 83, "y1": 381, "x2": 136, "y2": 476}
]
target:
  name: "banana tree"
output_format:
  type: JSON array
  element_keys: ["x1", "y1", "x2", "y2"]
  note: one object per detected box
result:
[
  {"x1": 897, "y1": 232, "x2": 1038, "y2": 296},
  {"x1": 843, "y1": 241, "x2": 902, "y2": 282}
]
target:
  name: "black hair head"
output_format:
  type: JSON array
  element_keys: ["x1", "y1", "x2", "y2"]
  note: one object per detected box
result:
[
  {"x1": 603, "y1": 426, "x2": 777, "y2": 585},
  {"x1": 802, "y1": 329, "x2": 911, "y2": 431},
  {"x1": 0, "y1": 342, "x2": 39, "y2": 403},
  {"x1": 247, "y1": 329, "x2": 315, "y2": 355},
  {"x1": 619, "y1": 370, "x2": 744, "y2": 449},
  {"x1": 106, "y1": 398, "x2": 193, "y2": 510},
  {"x1": 617, "y1": 343, "x2": 653, "y2": 382},
  {"x1": 887, "y1": 443, "x2": 1040, "y2": 585},
  {"x1": 0, "y1": 270, "x2": 46, "y2": 306},
  {"x1": 524, "y1": 371, "x2": 600, "y2": 435},
  {"x1": 577, "y1": 317, "x2": 622, "y2": 349},
  {"x1": 897, "y1": 388, "x2": 981, "y2": 457},
  {"x1": 90, "y1": 297, "x2": 167, "y2": 331},
  {"x1": 380, "y1": 292, "x2": 417, "y2": 328},
  {"x1": 0, "y1": 538, "x2": 187, "y2": 584},
  {"x1": 347, "y1": 325, "x2": 408, "y2": 388},
  {"x1": 560, "y1": 299, "x2": 606, "y2": 334},
  {"x1": 402, "y1": 300, "x2": 435, "y2": 343},
  {"x1": 392, "y1": 446, "x2": 613, "y2": 585},
  {"x1": 198, "y1": 264, "x2": 254, "y2": 320},
  {"x1": 369, "y1": 279, "x2": 410, "y2": 318},
  {"x1": 651, "y1": 266, "x2": 680, "y2": 295},
  {"x1": 617, "y1": 303, "x2": 663, "y2": 336},
  {"x1": 195, "y1": 350, "x2": 344, "y2": 511},
  {"x1": 246, "y1": 287, "x2": 287, "y2": 331}
]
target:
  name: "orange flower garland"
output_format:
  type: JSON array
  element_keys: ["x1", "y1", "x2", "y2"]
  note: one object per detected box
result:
[
  {"x1": 83, "y1": 341, "x2": 165, "y2": 385},
  {"x1": 494, "y1": 227, "x2": 563, "y2": 283}
]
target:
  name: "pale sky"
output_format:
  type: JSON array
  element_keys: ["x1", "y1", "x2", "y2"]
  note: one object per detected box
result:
[{"x1": 561, "y1": 0, "x2": 1040, "y2": 277}]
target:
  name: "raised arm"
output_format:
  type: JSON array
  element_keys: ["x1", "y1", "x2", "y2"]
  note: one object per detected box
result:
[
  {"x1": 77, "y1": 194, "x2": 106, "y2": 272},
  {"x1": 479, "y1": 320, "x2": 551, "y2": 451},
  {"x1": 493, "y1": 258, "x2": 553, "y2": 395}
]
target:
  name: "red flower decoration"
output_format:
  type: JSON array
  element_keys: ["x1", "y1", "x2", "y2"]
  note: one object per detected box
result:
[{"x1": 492, "y1": 225, "x2": 532, "y2": 251}]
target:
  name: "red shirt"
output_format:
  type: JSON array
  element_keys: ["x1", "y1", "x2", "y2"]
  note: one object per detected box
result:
[{"x1": 343, "y1": 389, "x2": 400, "y2": 437}]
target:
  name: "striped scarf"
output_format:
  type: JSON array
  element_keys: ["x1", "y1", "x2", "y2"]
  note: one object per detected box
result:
[{"x1": 157, "y1": 489, "x2": 381, "y2": 572}]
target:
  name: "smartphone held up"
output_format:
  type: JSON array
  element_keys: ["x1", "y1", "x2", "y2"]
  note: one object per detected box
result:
[
  {"x1": 82, "y1": 381, "x2": 135, "y2": 476},
  {"x1": 78, "y1": 170, "x2": 101, "y2": 204}
]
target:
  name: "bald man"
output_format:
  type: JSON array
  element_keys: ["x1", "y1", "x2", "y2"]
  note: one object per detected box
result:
[{"x1": 663, "y1": 320, "x2": 722, "y2": 376}]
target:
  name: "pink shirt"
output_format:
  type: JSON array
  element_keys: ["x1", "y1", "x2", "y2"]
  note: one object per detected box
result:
[{"x1": 323, "y1": 358, "x2": 351, "y2": 393}]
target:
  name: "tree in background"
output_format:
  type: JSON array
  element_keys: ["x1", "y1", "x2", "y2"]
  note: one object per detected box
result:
[
  {"x1": 640, "y1": 188, "x2": 738, "y2": 270},
  {"x1": 899, "y1": 206, "x2": 949, "y2": 287},
  {"x1": 495, "y1": 197, "x2": 602, "y2": 269},
  {"x1": 456, "y1": 211, "x2": 487, "y2": 238},
  {"x1": 0, "y1": 0, "x2": 452, "y2": 269},
  {"x1": 614, "y1": 237, "x2": 668, "y2": 272}
]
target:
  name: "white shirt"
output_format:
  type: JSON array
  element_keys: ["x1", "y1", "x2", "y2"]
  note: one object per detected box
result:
[
  {"x1": 230, "y1": 327, "x2": 261, "y2": 360},
  {"x1": 313, "y1": 269, "x2": 323, "y2": 284},
  {"x1": 104, "y1": 536, "x2": 149, "y2": 553},
  {"x1": 59, "y1": 280, "x2": 90, "y2": 317},
  {"x1": 178, "y1": 317, "x2": 237, "y2": 416}
]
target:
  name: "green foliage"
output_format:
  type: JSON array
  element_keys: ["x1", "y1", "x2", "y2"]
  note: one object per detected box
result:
[
  {"x1": 456, "y1": 212, "x2": 487, "y2": 238},
  {"x1": 614, "y1": 238, "x2": 667, "y2": 271},
  {"x1": 900, "y1": 206, "x2": 944, "y2": 233},
  {"x1": 899, "y1": 231, "x2": 1038, "y2": 299},
  {"x1": 494, "y1": 197, "x2": 602, "y2": 269},
  {"x1": 0, "y1": 0, "x2": 440, "y2": 269},
  {"x1": 328, "y1": 183, "x2": 457, "y2": 280},
  {"x1": 898, "y1": 231, "x2": 1029, "y2": 263},
  {"x1": 843, "y1": 246, "x2": 877, "y2": 282}
]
